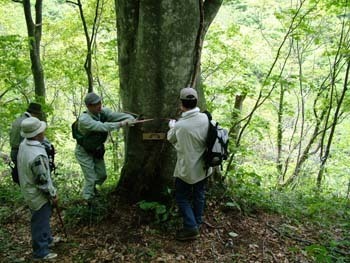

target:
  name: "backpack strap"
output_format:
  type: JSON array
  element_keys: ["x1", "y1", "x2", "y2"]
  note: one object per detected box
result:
[
  {"x1": 203, "y1": 110, "x2": 212, "y2": 174},
  {"x1": 73, "y1": 111, "x2": 109, "y2": 153},
  {"x1": 203, "y1": 110, "x2": 212, "y2": 121}
]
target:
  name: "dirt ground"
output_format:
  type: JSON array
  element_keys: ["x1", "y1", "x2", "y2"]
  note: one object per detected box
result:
[{"x1": 0, "y1": 196, "x2": 332, "y2": 263}]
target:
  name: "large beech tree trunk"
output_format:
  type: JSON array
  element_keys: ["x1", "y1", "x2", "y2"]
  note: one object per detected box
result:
[{"x1": 115, "y1": 0, "x2": 222, "y2": 202}]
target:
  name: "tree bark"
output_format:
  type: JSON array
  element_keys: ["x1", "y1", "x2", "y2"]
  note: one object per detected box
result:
[
  {"x1": 67, "y1": 0, "x2": 103, "y2": 92},
  {"x1": 77, "y1": 0, "x2": 94, "y2": 92},
  {"x1": 317, "y1": 58, "x2": 350, "y2": 188},
  {"x1": 115, "y1": 0, "x2": 222, "y2": 202},
  {"x1": 23, "y1": 0, "x2": 45, "y2": 102},
  {"x1": 276, "y1": 84, "x2": 284, "y2": 177}
]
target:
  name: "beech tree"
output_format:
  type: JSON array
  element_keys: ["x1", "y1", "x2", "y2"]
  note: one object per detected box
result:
[{"x1": 115, "y1": 0, "x2": 223, "y2": 202}]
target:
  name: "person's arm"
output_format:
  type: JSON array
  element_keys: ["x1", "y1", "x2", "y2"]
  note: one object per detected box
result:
[
  {"x1": 102, "y1": 108, "x2": 136, "y2": 123},
  {"x1": 167, "y1": 120, "x2": 178, "y2": 144},
  {"x1": 31, "y1": 155, "x2": 56, "y2": 198},
  {"x1": 79, "y1": 112, "x2": 121, "y2": 133}
]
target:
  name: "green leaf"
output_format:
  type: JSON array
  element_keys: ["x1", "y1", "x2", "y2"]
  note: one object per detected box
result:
[{"x1": 228, "y1": 232, "x2": 239, "y2": 238}]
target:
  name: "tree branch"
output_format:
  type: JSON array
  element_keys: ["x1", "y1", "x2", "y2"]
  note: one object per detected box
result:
[
  {"x1": 66, "y1": 0, "x2": 79, "y2": 6},
  {"x1": 189, "y1": 0, "x2": 204, "y2": 87},
  {"x1": 203, "y1": 0, "x2": 223, "y2": 34}
]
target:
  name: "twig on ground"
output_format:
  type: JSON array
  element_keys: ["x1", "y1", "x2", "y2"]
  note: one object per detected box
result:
[
  {"x1": 203, "y1": 220, "x2": 224, "y2": 229},
  {"x1": 215, "y1": 229, "x2": 224, "y2": 245},
  {"x1": 266, "y1": 222, "x2": 312, "y2": 245},
  {"x1": 265, "y1": 249, "x2": 278, "y2": 262}
]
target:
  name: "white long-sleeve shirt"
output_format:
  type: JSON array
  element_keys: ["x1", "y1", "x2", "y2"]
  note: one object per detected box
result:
[{"x1": 167, "y1": 107, "x2": 210, "y2": 184}]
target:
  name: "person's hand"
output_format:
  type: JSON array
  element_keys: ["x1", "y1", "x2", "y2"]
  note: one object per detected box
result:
[
  {"x1": 120, "y1": 119, "x2": 136, "y2": 127},
  {"x1": 168, "y1": 119, "x2": 176, "y2": 128}
]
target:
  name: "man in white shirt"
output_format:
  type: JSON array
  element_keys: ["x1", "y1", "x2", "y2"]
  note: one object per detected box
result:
[{"x1": 167, "y1": 87, "x2": 210, "y2": 241}]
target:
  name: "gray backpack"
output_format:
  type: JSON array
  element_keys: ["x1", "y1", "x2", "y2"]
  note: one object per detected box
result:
[{"x1": 203, "y1": 111, "x2": 229, "y2": 169}]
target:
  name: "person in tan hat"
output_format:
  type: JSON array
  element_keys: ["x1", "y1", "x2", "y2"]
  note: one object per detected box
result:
[
  {"x1": 74, "y1": 92, "x2": 136, "y2": 204},
  {"x1": 9, "y1": 102, "x2": 54, "y2": 185},
  {"x1": 17, "y1": 117, "x2": 58, "y2": 260},
  {"x1": 167, "y1": 87, "x2": 210, "y2": 241}
]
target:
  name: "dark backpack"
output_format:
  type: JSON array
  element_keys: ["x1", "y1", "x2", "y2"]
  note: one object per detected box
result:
[
  {"x1": 71, "y1": 119, "x2": 83, "y2": 143},
  {"x1": 72, "y1": 112, "x2": 108, "y2": 153},
  {"x1": 203, "y1": 111, "x2": 229, "y2": 170},
  {"x1": 42, "y1": 140, "x2": 56, "y2": 174}
]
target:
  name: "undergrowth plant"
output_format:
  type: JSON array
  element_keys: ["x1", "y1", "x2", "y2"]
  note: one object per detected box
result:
[{"x1": 225, "y1": 167, "x2": 350, "y2": 261}]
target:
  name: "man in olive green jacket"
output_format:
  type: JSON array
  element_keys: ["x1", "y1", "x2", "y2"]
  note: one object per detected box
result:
[{"x1": 75, "y1": 92, "x2": 135, "y2": 202}]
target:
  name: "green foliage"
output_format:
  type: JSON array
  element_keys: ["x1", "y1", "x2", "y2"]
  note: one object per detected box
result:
[
  {"x1": 64, "y1": 198, "x2": 109, "y2": 226},
  {"x1": 226, "y1": 165, "x2": 350, "y2": 260},
  {"x1": 226, "y1": 167, "x2": 265, "y2": 213},
  {"x1": 0, "y1": 177, "x2": 23, "y2": 208},
  {"x1": 305, "y1": 244, "x2": 332, "y2": 263},
  {"x1": 62, "y1": 175, "x2": 120, "y2": 226},
  {"x1": 138, "y1": 200, "x2": 170, "y2": 224}
]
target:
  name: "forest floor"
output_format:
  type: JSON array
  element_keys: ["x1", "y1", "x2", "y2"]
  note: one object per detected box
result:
[{"x1": 0, "y1": 192, "x2": 347, "y2": 263}]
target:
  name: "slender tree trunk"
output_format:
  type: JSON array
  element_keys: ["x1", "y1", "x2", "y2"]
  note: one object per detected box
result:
[
  {"x1": 316, "y1": 19, "x2": 350, "y2": 189},
  {"x1": 229, "y1": 0, "x2": 307, "y2": 170},
  {"x1": 221, "y1": 93, "x2": 245, "y2": 179},
  {"x1": 317, "y1": 58, "x2": 350, "y2": 188},
  {"x1": 115, "y1": 0, "x2": 222, "y2": 202},
  {"x1": 68, "y1": 0, "x2": 102, "y2": 92},
  {"x1": 281, "y1": 72, "x2": 330, "y2": 187},
  {"x1": 276, "y1": 84, "x2": 284, "y2": 177},
  {"x1": 231, "y1": 94, "x2": 245, "y2": 142},
  {"x1": 23, "y1": 0, "x2": 45, "y2": 102}
]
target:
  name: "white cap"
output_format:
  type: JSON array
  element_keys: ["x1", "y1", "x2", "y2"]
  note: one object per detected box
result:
[{"x1": 180, "y1": 87, "x2": 198, "y2": 100}]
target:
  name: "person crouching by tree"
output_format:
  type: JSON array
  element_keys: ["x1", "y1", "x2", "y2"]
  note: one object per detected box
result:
[
  {"x1": 167, "y1": 87, "x2": 211, "y2": 241},
  {"x1": 17, "y1": 117, "x2": 58, "y2": 260},
  {"x1": 74, "y1": 92, "x2": 135, "y2": 204}
]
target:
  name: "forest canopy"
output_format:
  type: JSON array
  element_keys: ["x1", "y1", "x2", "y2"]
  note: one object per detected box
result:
[{"x1": 0, "y1": 0, "x2": 348, "y2": 193}]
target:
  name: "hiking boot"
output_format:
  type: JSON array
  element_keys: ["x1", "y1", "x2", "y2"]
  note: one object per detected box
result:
[
  {"x1": 34, "y1": 253, "x2": 58, "y2": 261},
  {"x1": 48, "y1": 236, "x2": 61, "y2": 248},
  {"x1": 176, "y1": 228, "x2": 199, "y2": 241}
]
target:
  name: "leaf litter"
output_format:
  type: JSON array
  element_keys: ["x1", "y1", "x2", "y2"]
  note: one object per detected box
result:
[{"x1": 0, "y1": 196, "x2": 347, "y2": 262}]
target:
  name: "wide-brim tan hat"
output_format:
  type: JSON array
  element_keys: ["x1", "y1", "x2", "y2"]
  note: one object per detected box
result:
[{"x1": 20, "y1": 117, "x2": 46, "y2": 138}]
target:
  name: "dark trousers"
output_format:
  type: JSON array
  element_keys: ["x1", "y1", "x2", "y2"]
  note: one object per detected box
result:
[
  {"x1": 31, "y1": 202, "x2": 53, "y2": 259},
  {"x1": 175, "y1": 178, "x2": 207, "y2": 230},
  {"x1": 10, "y1": 149, "x2": 20, "y2": 185}
]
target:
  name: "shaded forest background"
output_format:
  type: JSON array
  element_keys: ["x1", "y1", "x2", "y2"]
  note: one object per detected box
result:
[{"x1": 0, "y1": 0, "x2": 350, "y2": 262}]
